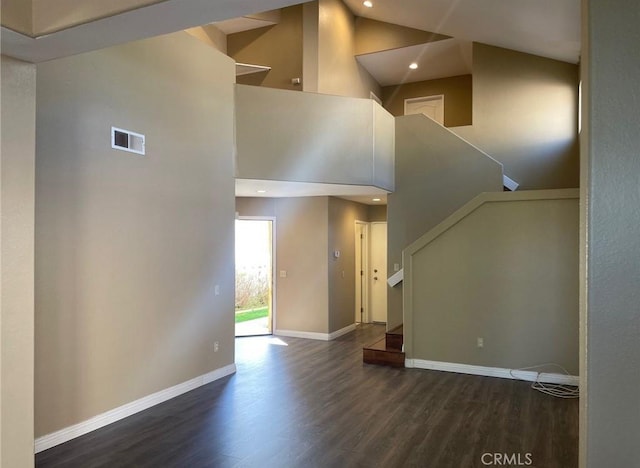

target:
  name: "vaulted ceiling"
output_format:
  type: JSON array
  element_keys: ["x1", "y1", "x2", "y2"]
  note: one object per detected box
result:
[
  {"x1": 344, "y1": 0, "x2": 580, "y2": 64},
  {"x1": 347, "y1": 0, "x2": 579, "y2": 88},
  {"x1": 2, "y1": 0, "x2": 580, "y2": 64},
  {"x1": 1, "y1": 0, "x2": 580, "y2": 204}
]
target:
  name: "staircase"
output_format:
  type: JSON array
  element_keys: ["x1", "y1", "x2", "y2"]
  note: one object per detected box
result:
[{"x1": 363, "y1": 325, "x2": 405, "y2": 367}]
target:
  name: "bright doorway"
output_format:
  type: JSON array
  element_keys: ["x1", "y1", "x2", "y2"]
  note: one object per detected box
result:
[
  {"x1": 235, "y1": 218, "x2": 275, "y2": 337},
  {"x1": 404, "y1": 95, "x2": 445, "y2": 125}
]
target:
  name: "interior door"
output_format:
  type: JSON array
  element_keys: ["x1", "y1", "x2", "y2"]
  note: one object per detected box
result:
[
  {"x1": 405, "y1": 95, "x2": 444, "y2": 125},
  {"x1": 369, "y1": 222, "x2": 387, "y2": 323},
  {"x1": 355, "y1": 221, "x2": 369, "y2": 323}
]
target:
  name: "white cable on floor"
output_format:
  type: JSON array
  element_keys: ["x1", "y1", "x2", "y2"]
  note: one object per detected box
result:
[{"x1": 509, "y1": 363, "x2": 579, "y2": 399}]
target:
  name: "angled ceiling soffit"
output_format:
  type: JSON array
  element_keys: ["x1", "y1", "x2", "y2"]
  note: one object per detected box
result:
[{"x1": 354, "y1": 17, "x2": 449, "y2": 56}]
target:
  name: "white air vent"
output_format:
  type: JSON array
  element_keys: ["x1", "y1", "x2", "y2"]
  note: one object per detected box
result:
[
  {"x1": 111, "y1": 127, "x2": 145, "y2": 155},
  {"x1": 503, "y1": 174, "x2": 519, "y2": 191}
]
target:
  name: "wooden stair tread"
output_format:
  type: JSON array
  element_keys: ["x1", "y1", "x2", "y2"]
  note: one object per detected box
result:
[
  {"x1": 363, "y1": 338, "x2": 389, "y2": 351},
  {"x1": 385, "y1": 324, "x2": 403, "y2": 351},
  {"x1": 363, "y1": 337, "x2": 405, "y2": 368}
]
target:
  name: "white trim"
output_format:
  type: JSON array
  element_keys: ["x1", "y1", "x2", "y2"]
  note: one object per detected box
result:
[
  {"x1": 406, "y1": 359, "x2": 579, "y2": 386},
  {"x1": 275, "y1": 329, "x2": 331, "y2": 340},
  {"x1": 34, "y1": 364, "x2": 236, "y2": 453},
  {"x1": 275, "y1": 323, "x2": 356, "y2": 341},
  {"x1": 235, "y1": 63, "x2": 272, "y2": 76},
  {"x1": 404, "y1": 94, "x2": 445, "y2": 125},
  {"x1": 328, "y1": 323, "x2": 357, "y2": 340},
  {"x1": 355, "y1": 220, "x2": 370, "y2": 324}
]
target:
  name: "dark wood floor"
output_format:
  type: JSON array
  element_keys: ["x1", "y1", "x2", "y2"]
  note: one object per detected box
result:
[{"x1": 36, "y1": 324, "x2": 578, "y2": 467}]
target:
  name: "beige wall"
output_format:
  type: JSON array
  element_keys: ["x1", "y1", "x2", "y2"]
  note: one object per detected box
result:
[
  {"x1": 327, "y1": 197, "x2": 369, "y2": 332},
  {"x1": 35, "y1": 32, "x2": 236, "y2": 437},
  {"x1": 382, "y1": 75, "x2": 473, "y2": 127},
  {"x1": 453, "y1": 43, "x2": 580, "y2": 190},
  {"x1": 387, "y1": 115, "x2": 503, "y2": 329},
  {"x1": 228, "y1": 5, "x2": 303, "y2": 91},
  {"x1": 302, "y1": 2, "x2": 319, "y2": 93},
  {"x1": 1, "y1": 0, "x2": 33, "y2": 35},
  {"x1": 236, "y1": 196, "x2": 373, "y2": 334},
  {"x1": 33, "y1": 0, "x2": 165, "y2": 35},
  {"x1": 236, "y1": 197, "x2": 330, "y2": 334},
  {"x1": 316, "y1": 0, "x2": 381, "y2": 99},
  {"x1": 228, "y1": 0, "x2": 381, "y2": 99},
  {"x1": 406, "y1": 191, "x2": 579, "y2": 373},
  {"x1": 276, "y1": 198, "x2": 329, "y2": 333},
  {"x1": 1, "y1": 55, "x2": 36, "y2": 468},
  {"x1": 368, "y1": 204, "x2": 387, "y2": 222},
  {"x1": 185, "y1": 24, "x2": 227, "y2": 54},
  {"x1": 354, "y1": 17, "x2": 448, "y2": 56},
  {"x1": 236, "y1": 197, "x2": 277, "y2": 218},
  {"x1": 582, "y1": 1, "x2": 640, "y2": 465}
]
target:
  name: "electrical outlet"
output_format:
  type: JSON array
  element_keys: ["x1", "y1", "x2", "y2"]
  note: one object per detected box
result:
[
  {"x1": 214, "y1": 341, "x2": 219, "y2": 352},
  {"x1": 477, "y1": 337, "x2": 484, "y2": 348},
  {"x1": 214, "y1": 285, "x2": 220, "y2": 296},
  {"x1": 394, "y1": 263, "x2": 400, "y2": 272}
]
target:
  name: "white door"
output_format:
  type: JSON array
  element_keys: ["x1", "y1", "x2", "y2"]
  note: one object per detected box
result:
[
  {"x1": 405, "y1": 95, "x2": 444, "y2": 125},
  {"x1": 354, "y1": 222, "x2": 369, "y2": 323},
  {"x1": 369, "y1": 222, "x2": 387, "y2": 323}
]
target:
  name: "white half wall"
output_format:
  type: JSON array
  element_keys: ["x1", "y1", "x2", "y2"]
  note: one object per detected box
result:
[{"x1": 235, "y1": 84, "x2": 394, "y2": 191}]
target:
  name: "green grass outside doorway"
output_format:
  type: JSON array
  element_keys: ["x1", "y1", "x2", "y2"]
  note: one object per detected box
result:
[{"x1": 235, "y1": 306, "x2": 269, "y2": 323}]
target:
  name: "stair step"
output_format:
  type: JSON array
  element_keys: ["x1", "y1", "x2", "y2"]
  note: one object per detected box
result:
[
  {"x1": 363, "y1": 338, "x2": 405, "y2": 368},
  {"x1": 385, "y1": 324, "x2": 403, "y2": 351}
]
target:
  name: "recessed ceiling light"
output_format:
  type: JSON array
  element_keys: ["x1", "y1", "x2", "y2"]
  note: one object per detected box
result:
[
  {"x1": 372, "y1": 198, "x2": 381, "y2": 202},
  {"x1": 257, "y1": 190, "x2": 267, "y2": 193},
  {"x1": 363, "y1": 1, "x2": 373, "y2": 7},
  {"x1": 409, "y1": 62, "x2": 418, "y2": 70}
]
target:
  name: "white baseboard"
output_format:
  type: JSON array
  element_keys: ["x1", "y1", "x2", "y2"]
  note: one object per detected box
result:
[
  {"x1": 276, "y1": 323, "x2": 356, "y2": 341},
  {"x1": 406, "y1": 359, "x2": 579, "y2": 386},
  {"x1": 328, "y1": 323, "x2": 357, "y2": 340},
  {"x1": 275, "y1": 329, "x2": 330, "y2": 340},
  {"x1": 35, "y1": 363, "x2": 236, "y2": 453}
]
